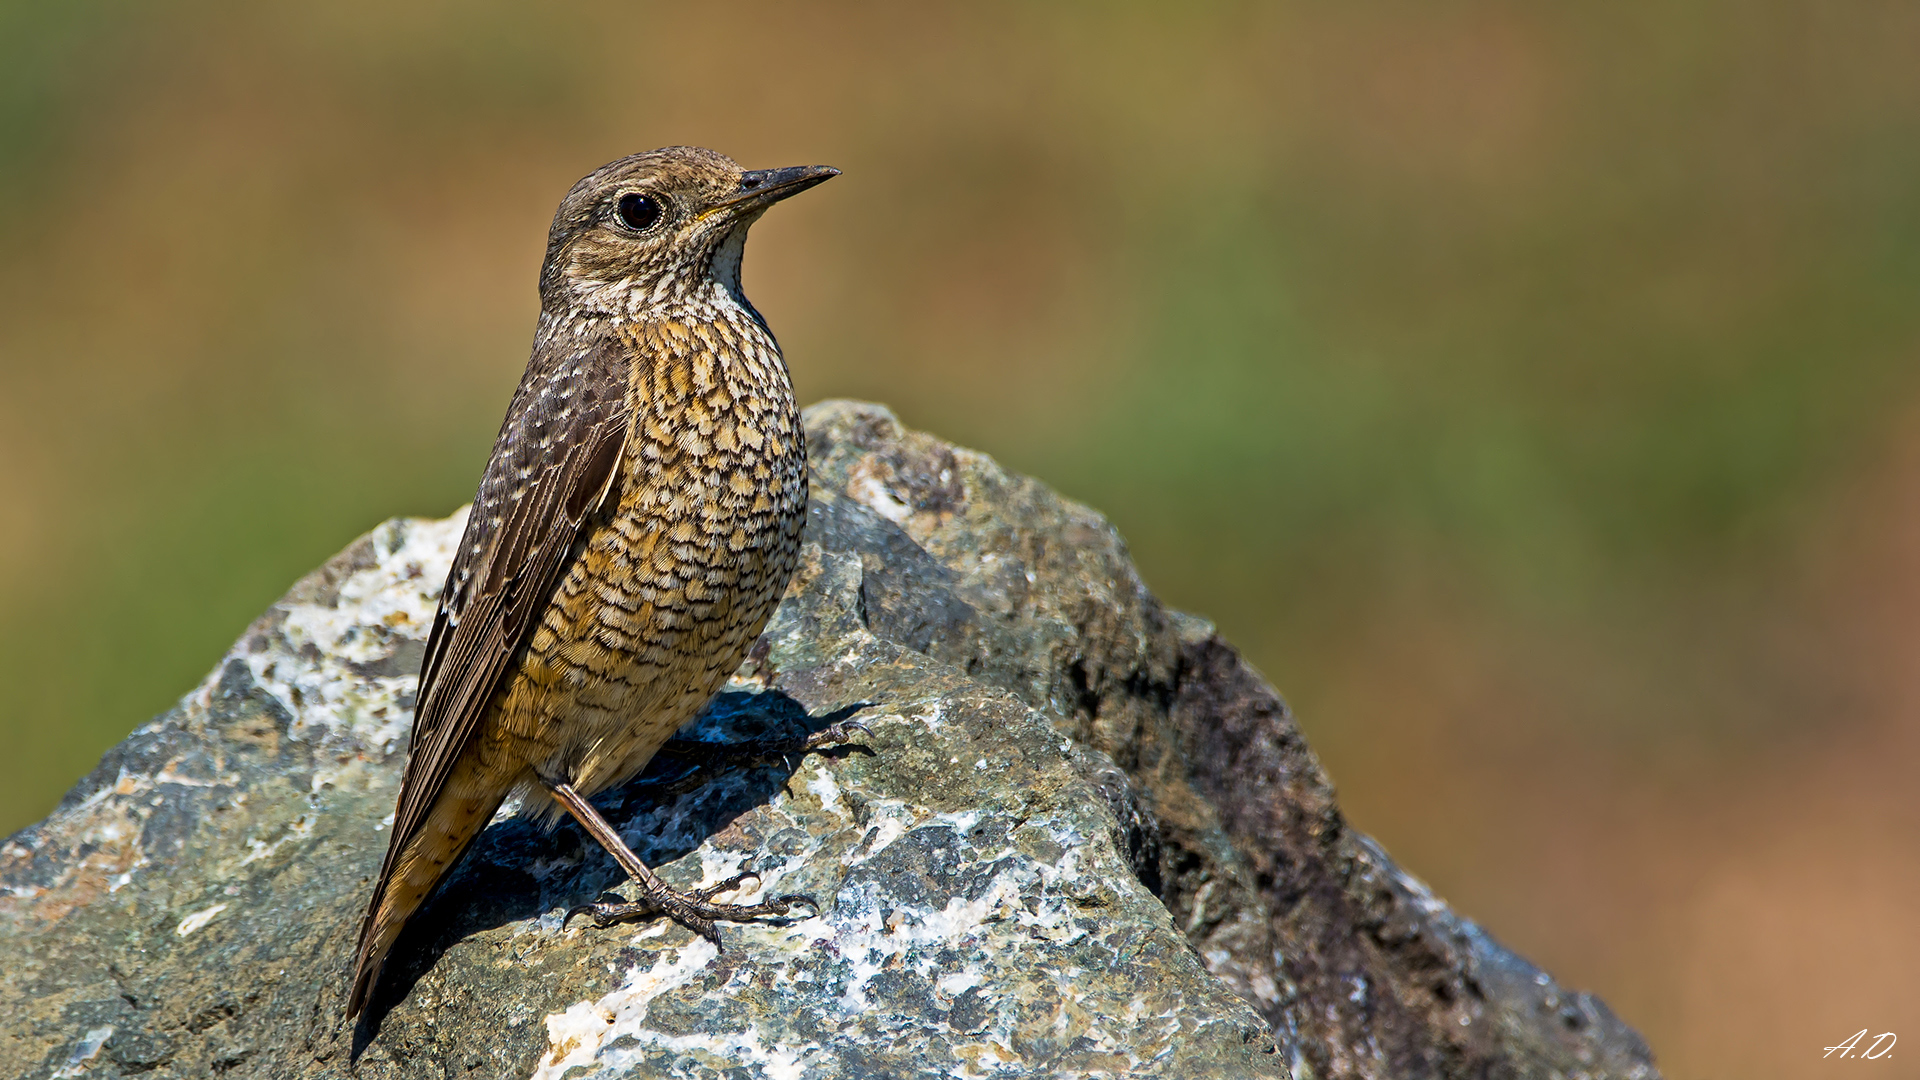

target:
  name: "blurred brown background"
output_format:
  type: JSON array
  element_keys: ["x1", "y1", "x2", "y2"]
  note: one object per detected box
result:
[{"x1": 2, "y1": 1, "x2": 1916, "y2": 1074}]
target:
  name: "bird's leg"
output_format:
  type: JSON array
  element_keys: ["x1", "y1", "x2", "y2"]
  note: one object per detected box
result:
[{"x1": 544, "y1": 779, "x2": 815, "y2": 942}]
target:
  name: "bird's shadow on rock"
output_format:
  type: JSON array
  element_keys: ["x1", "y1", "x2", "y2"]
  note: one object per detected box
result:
[{"x1": 350, "y1": 687, "x2": 874, "y2": 1061}]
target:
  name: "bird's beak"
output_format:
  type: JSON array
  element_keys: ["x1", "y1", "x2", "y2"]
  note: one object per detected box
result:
[{"x1": 707, "y1": 165, "x2": 840, "y2": 218}]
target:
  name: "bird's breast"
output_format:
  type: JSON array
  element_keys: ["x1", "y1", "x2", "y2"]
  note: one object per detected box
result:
[
  {"x1": 491, "y1": 303, "x2": 808, "y2": 794},
  {"x1": 554, "y1": 305, "x2": 805, "y2": 671}
]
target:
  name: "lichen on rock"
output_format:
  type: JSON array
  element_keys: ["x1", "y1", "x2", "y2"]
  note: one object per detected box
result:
[{"x1": 0, "y1": 401, "x2": 1658, "y2": 1079}]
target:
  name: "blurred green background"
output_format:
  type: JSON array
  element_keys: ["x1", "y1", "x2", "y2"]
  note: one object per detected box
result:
[{"x1": 4, "y1": 1, "x2": 1917, "y2": 1074}]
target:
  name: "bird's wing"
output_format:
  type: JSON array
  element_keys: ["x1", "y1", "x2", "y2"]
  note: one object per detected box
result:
[{"x1": 353, "y1": 324, "x2": 632, "y2": 964}]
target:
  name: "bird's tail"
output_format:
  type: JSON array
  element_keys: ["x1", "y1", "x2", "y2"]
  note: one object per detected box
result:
[{"x1": 347, "y1": 761, "x2": 510, "y2": 1019}]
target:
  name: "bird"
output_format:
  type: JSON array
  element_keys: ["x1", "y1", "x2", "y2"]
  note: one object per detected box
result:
[{"x1": 347, "y1": 146, "x2": 842, "y2": 1020}]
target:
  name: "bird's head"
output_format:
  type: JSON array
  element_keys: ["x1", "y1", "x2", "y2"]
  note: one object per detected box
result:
[{"x1": 538, "y1": 146, "x2": 837, "y2": 318}]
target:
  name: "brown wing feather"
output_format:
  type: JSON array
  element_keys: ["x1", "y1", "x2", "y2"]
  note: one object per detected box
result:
[{"x1": 348, "y1": 325, "x2": 633, "y2": 1015}]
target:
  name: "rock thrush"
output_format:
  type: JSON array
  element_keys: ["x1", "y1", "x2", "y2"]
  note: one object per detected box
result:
[{"x1": 348, "y1": 147, "x2": 842, "y2": 1019}]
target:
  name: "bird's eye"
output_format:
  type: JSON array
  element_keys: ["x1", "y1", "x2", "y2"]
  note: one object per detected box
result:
[{"x1": 615, "y1": 192, "x2": 664, "y2": 232}]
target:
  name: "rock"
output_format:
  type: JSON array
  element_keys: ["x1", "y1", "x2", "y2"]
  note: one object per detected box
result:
[{"x1": 0, "y1": 401, "x2": 1660, "y2": 1079}]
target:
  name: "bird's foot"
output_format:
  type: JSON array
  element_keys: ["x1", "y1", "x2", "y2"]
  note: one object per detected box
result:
[
  {"x1": 639, "y1": 717, "x2": 873, "y2": 798},
  {"x1": 790, "y1": 718, "x2": 874, "y2": 755},
  {"x1": 564, "y1": 868, "x2": 817, "y2": 941},
  {"x1": 657, "y1": 718, "x2": 872, "y2": 770}
]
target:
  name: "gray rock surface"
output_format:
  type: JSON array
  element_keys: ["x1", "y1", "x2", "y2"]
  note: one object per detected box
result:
[{"x1": 0, "y1": 401, "x2": 1660, "y2": 1079}]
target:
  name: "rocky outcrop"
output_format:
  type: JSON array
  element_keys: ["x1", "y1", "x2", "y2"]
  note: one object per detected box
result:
[{"x1": 0, "y1": 401, "x2": 1658, "y2": 1079}]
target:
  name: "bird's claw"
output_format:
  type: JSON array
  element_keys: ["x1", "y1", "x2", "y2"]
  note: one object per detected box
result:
[
  {"x1": 690, "y1": 867, "x2": 762, "y2": 902},
  {"x1": 803, "y1": 720, "x2": 871, "y2": 751},
  {"x1": 767, "y1": 892, "x2": 820, "y2": 918},
  {"x1": 563, "y1": 896, "x2": 660, "y2": 930}
]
